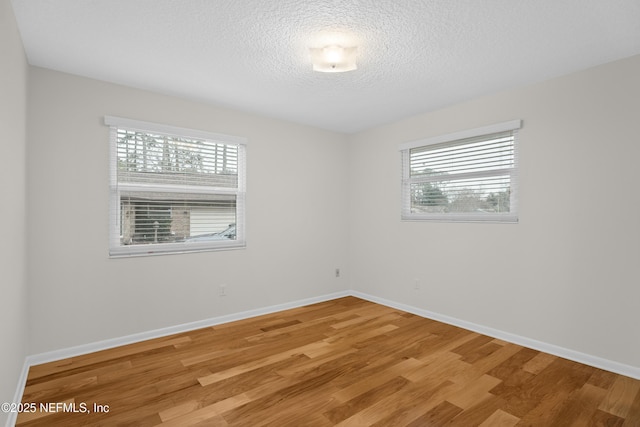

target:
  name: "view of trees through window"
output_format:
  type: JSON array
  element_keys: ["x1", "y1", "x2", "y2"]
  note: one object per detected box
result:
[
  {"x1": 407, "y1": 131, "x2": 515, "y2": 215},
  {"x1": 116, "y1": 130, "x2": 239, "y2": 246},
  {"x1": 117, "y1": 130, "x2": 238, "y2": 179}
]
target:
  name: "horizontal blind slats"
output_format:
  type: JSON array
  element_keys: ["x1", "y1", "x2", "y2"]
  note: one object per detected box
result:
[
  {"x1": 411, "y1": 147, "x2": 514, "y2": 168},
  {"x1": 109, "y1": 118, "x2": 246, "y2": 256},
  {"x1": 116, "y1": 129, "x2": 239, "y2": 188},
  {"x1": 410, "y1": 135, "x2": 514, "y2": 178},
  {"x1": 401, "y1": 124, "x2": 519, "y2": 222}
]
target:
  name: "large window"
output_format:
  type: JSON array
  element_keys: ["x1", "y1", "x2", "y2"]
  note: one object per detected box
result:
[
  {"x1": 106, "y1": 116, "x2": 247, "y2": 257},
  {"x1": 400, "y1": 120, "x2": 521, "y2": 222}
]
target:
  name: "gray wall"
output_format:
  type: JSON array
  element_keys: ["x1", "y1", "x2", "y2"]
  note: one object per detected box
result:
[
  {"x1": 0, "y1": 0, "x2": 28, "y2": 425},
  {"x1": 348, "y1": 55, "x2": 640, "y2": 368},
  {"x1": 26, "y1": 67, "x2": 350, "y2": 353}
]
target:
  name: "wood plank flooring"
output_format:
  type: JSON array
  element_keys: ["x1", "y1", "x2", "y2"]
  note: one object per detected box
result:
[{"x1": 17, "y1": 297, "x2": 640, "y2": 426}]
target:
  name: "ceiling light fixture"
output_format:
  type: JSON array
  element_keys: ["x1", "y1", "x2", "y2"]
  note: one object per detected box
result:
[{"x1": 309, "y1": 45, "x2": 357, "y2": 73}]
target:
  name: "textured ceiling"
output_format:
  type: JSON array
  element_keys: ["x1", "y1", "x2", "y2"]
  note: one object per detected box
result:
[{"x1": 10, "y1": 0, "x2": 640, "y2": 133}]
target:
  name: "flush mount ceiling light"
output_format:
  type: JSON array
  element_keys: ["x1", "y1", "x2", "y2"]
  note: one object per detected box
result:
[{"x1": 309, "y1": 45, "x2": 357, "y2": 73}]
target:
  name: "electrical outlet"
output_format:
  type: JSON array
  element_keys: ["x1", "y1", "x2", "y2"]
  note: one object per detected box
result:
[
  {"x1": 219, "y1": 284, "x2": 227, "y2": 296},
  {"x1": 414, "y1": 279, "x2": 420, "y2": 290},
  {"x1": 335, "y1": 268, "x2": 340, "y2": 278}
]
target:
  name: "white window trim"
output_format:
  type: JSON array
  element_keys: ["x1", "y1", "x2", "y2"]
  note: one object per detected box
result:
[
  {"x1": 400, "y1": 120, "x2": 521, "y2": 223},
  {"x1": 106, "y1": 116, "x2": 247, "y2": 257}
]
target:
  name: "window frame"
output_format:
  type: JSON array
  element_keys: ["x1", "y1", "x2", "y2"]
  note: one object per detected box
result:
[
  {"x1": 399, "y1": 120, "x2": 521, "y2": 223},
  {"x1": 106, "y1": 116, "x2": 247, "y2": 257}
]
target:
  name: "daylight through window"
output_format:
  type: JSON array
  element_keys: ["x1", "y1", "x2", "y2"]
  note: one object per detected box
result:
[
  {"x1": 400, "y1": 120, "x2": 521, "y2": 222},
  {"x1": 106, "y1": 116, "x2": 247, "y2": 256}
]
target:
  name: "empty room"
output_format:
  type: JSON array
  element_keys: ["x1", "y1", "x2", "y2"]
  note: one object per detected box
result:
[{"x1": 2, "y1": 0, "x2": 639, "y2": 425}]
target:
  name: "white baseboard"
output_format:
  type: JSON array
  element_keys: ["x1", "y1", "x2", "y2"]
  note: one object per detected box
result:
[
  {"x1": 9, "y1": 288, "x2": 639, "y2": 427},
  {"x1": 351, "y1": 290, "x2": 640, "y2": 380},
  {"x1": 26, "y1": 290, "x2": 350, "y2": 366},
  {"x1": 4, "y1": 360, "x2": 30, "y2": 427}
]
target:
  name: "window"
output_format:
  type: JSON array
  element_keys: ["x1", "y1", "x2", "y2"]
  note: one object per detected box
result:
[
  {"x1": 106, "y1": 116, "x2": 247, "y2": 257},
  {"x1": 400, "y1": 120, "x2": 521, "y2": 222}
]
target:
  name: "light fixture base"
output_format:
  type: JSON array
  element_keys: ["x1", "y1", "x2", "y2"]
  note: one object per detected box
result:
[{"x1": 309, "y1": 45, "x2": 357, "y2": 73}]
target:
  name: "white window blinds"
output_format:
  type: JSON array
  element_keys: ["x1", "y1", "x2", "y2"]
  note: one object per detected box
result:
[
  {"x1": 106, "y1": 116, "x2": 247, "y2": 257},
  {"x1": 400, "y1": 120, "x2": 521, "y2": 222}
]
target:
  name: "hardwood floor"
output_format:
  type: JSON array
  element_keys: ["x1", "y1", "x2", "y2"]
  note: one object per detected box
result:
[{"x1": 17, "y1": 297, "x2": 640, "y2": 426}]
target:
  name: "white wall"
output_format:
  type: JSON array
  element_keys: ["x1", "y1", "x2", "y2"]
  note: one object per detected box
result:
[
  {"x1": 348, "y1": 55, "x2": 640, "y2": 368},
  {"x1": 27, "y1": 68, "x2": 350, "y2": 354},
  {"x1": 0, "y1": 0, "x2": 29, "y2": 424}
]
